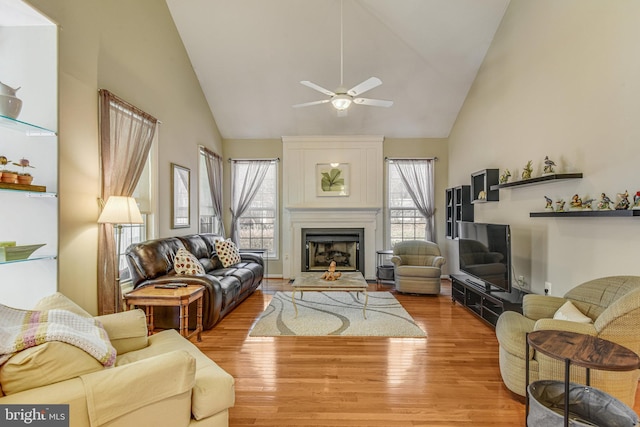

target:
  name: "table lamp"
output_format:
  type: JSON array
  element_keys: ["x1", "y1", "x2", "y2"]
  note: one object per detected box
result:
[{"x1": 98, "y1": 196, "x2": 143, "y2": 311}]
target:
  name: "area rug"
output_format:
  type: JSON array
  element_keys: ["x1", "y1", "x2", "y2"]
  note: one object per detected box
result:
[{"x1": 249, "y1": 291, "x2": 426, "y2": 337}]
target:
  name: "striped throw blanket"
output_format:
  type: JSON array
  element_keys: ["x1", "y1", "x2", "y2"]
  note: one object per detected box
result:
[{"x1": 0, "y1": 304, "x2": 117, "y2": 367}]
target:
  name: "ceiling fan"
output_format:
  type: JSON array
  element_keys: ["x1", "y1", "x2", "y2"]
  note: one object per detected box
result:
[{"x1": 293, "y1": 0, "x2": 393, "y2": 114}]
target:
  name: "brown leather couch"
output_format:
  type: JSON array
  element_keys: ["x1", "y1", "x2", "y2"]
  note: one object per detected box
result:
[{"x1": 125, "y1": 233, "x2": 263, "y2": 329}]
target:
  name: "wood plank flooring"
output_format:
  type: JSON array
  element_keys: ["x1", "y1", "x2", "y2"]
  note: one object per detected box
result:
[{"x1": 195, "y1": 279, "x2": 640, "y2": 426}]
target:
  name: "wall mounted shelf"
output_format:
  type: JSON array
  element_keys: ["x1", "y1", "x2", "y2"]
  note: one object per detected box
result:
[
  {"x1": 471, "y1": 169, "x2": 499, "y2": 203},
  {"x1": 491, "y1": 173, "x2": 583, "y2": 190},
  {"x1": 530, "y1": 210, "x2": 640, "y2": 218}
]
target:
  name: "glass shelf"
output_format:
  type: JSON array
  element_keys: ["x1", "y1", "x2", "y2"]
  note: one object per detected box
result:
[
  {"x1": 0, "y1": 186, "x2": 57, "y2": 197},
  {"x1": 0, "y1": 114, "x2": 56, "y2": 136},
  {"x1": 0, "y1": 255, "x2": 57, "y2": 265}
]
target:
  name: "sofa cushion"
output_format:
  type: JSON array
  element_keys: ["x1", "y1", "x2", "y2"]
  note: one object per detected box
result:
[
  {"x1": 553, "y1": 300, "x2": 593, "y2": 323},
  {"x1": 116, "y1": 329, "x2": 235, "y2": 420},
  {"x1": 174, "y1": 248, "x2": 206, "y2": 275},
  {"x1": 215, "y1": 239, "x2": 241, "y2": 268},
  {"x1": 0, "y1": 341, "x2": 103, "y2": 395},
  {"x1": 0, "y1": 293, "x2": 111, "y2": 395}
]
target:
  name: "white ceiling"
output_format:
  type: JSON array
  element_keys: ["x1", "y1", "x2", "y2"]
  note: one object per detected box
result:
[{"x1": 166, "y1": 0, "x2": 510, "y2": 139}]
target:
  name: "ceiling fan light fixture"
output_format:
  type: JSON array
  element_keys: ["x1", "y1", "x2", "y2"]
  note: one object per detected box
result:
[{"x1": 331, "y1": 94, "x2": 352, "y2": 110}]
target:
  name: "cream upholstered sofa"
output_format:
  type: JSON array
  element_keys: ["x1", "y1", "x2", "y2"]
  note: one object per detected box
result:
[
  {"x1": 390, "y1": 240, "x2": 445, "y2": 295},
  {"x1": 495, "y1": 276, "x2": 640, "y2": 407},
  {"x1": 0, "y1": 293, "x2": 234, "y2": 427}
]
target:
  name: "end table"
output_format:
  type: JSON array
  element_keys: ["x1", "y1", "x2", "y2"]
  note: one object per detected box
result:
[{"x1": 124, "y1": 284, "x2": 205, "y2": 342}]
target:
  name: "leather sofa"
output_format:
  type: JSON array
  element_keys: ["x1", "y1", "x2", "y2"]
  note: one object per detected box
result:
[
  {"x1": 0, "y1": 293, "x2": 235, "y2": 427},
  {"x1": 125, "y1": 233, "x2": 263, "y2": 329},
  {"x1": 495, "y1": 275, "x2": 640, "y2": 407}
]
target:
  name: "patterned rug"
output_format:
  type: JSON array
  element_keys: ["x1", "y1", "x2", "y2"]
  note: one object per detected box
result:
[{"x1": 249, "y1": 291, "x2": 426, "y2": 337}]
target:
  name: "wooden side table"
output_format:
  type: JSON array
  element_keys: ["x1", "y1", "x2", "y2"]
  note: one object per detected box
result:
[
  {"x1": 124, "y1": 284, "x2": 205, "y2": 342},
  {"x1": 526, "y1": 330, "x2": 640, "y2": 426}
]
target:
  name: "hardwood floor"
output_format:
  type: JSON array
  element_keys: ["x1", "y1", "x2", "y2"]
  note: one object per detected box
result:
[{"x1": 195, "y1": 279, "x2": 640, "y2": 426}]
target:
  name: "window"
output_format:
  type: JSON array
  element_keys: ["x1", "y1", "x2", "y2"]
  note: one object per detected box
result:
[
  {"x1": 231, "y1": 160, "x2": 278, "y2": 258},
  {"x1": 387, "y1": 161, "x2": 431, "y2": 247}
]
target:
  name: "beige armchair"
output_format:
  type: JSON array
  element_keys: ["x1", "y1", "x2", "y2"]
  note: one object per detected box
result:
[
  {"x1": 0, "y1": 293, "x2": 235, "y2": 427},
  {"x1": 390, "y1": 240, "x2": 445, "y2": 294},
  {"x1": 495, "y1": 276, "x2": 640, "y2": 407}
]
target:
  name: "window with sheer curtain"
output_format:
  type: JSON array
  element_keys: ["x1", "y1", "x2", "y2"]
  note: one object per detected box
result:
[
  {"x1": 230, "y1": 159, "x2": 278, "y2": 258},
  {"x1": 387, "y1": 159, "x2": 435, "y2": 247},
  {"x1": 199, "y1": 146, "x2": 224, "y2": 235}
]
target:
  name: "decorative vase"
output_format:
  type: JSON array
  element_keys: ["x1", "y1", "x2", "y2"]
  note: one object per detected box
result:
[
  {"x1": 17, "y1": 174, "x2": 33, "y2": 185},
  {"x1": 0, "y1": 82, "x2": 23, "y2": 119},
  {"x1": 1, "y1": 171, "x2": 18, "y2": 184}
]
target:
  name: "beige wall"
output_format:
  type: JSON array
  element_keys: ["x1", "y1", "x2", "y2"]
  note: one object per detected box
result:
[
  {"x1": 29, "y1": 0, "x2": 222, "y2": 314},
  {"x1": 448, "y1": 0, "x2": 640, "y2": 296}
]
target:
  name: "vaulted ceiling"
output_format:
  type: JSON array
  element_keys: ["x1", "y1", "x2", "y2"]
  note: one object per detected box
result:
[{"x1": 166, "y1": 0, "x2": 510, "y2": 139}]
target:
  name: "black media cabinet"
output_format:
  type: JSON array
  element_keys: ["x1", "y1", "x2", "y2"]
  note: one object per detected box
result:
[{"x1": 450, "y1": 274, "x2": 527, "y2": 328}]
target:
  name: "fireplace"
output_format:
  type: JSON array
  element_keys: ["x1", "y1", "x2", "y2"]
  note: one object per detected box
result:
[{"x1": 302, "y1": 228, "x2": 364, "y2": 273}]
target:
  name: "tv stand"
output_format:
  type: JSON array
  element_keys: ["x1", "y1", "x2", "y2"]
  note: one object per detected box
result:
[{"x1": 451, "y1": 274, "x2": 527, "y2": 328}]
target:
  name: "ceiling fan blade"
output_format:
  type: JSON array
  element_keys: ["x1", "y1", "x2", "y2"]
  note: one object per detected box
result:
[
  {"x1": 300, "y1": 81, "x2": 335, "y2": 96},
  {"x1": 347, "y1": 77, "x2": 382, "y2": 97},
  {"x1": 353, "y1": 97, "x2": 393, "y2": 107},
  {"x1": 292, "y1": 99, "x2": 331, "y2": 108}
]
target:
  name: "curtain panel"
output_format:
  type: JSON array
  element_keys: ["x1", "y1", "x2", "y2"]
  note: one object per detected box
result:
[
  {"x1": 229, "y1": 160, "x2": 272, "y2": 244},
  {"x1": 392, "y1": 159, "x2": 436, "y2": 242},
  {"x1": 201, "y1": 147, "x2": 225, "y2": 236},
  {"x1": 98, "y1": 89, "x2": 158, "y2": 315}
]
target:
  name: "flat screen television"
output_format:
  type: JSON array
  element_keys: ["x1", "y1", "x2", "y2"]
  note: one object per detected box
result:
[{"x1": 458, "y1": 221, "x2": 511, "y2": 293}]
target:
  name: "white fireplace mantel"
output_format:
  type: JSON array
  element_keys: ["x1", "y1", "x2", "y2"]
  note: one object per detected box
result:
[{"x1": 281, "y1": 136, "x2": 384, "y2": 280}]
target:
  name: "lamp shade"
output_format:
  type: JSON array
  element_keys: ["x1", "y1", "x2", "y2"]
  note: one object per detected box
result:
[
  {"x1": 98, "y1": 196, "x2": 143, "y2": 224},
  {"x1": 331, "y1": 94, "x2": 352, "y2": 111}
]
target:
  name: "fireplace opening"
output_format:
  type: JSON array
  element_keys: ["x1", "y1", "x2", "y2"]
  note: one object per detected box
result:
[{"x1": 302, "y1": 228, "x2": 364, "y2": 273}]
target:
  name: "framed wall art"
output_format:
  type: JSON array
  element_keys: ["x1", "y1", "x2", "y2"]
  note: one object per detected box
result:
[
  {"x1": 316, "y1": 163, "x2": 350, "y2": 197},
  {"x1": 171, "y1": 163, "x2": 190, "y2": 228}
]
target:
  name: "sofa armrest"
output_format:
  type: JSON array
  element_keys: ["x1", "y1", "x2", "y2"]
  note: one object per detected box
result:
[
  {"x1": 522, "y1": 295, "x2": 566, "y2": 320},
  {"x1": 95, "y1": 309, "x2": 148, "y2": 354},
  {"x1": 81, "y1": 350, "x2": 195, "y2": 426},
  {"x1": 239, "y1": 251, "x2": 264, "y2": 266},
  {"x1": 534, "y1": 318, "x2": 597, "y2": 336},
  {"x1": 390, "y1": 255, "x2": 402, "y2": 266}
]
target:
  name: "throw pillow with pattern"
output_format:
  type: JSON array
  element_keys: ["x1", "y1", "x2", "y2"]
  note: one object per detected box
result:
[
  {"x1": 174, "y1": 248, "x2": 206, "y2": 275},
  {"x1": 215, "y1": 239, "x2": 241, "y2": 268}
]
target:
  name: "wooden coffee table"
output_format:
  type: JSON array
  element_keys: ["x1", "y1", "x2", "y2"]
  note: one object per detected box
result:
[
  {"x1": 291, "y1": 272, "x2": 369, "y2": 318},
  {"x1": 123, "y1": 284, "x2": 205, "y2": 341}
]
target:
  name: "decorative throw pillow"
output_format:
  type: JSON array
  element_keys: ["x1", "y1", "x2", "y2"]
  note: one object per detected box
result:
[
  {"x1": 553, "y1": 300, "x2": 593, "y2": 323},
  {"x1": 174, "y1": 248, "x2": 206, "y2": 275},
  {"x1": 215, "y1": 239, "x2": 241, "y2": 268}
]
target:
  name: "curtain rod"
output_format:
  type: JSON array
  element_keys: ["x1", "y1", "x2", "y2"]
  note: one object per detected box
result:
[
  {"x1": 385, "y1": 157, "x2": 438, "y2": 162},
  {"x1": 228, "y1": 157, "x2": 280, "y2": 163}
]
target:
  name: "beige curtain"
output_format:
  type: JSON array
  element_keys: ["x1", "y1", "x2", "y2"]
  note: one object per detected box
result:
[
  {"x1": 392, "y1": 159, "x2": 436, "y2": 242},
  {"x1": 98, "y1": 89, "x2": 157, "y2": 314},
  {"x1": 201, "y1": 147, "x2": 225, "y2": 236}
]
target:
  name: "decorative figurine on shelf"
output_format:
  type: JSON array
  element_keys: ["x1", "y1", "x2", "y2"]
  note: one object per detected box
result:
[
  {"x1": 615, "y1": 190, "x2": 630, "y2": 210},
  {"x1": 0, "y1": 155, "x2": 10, "y2": 170},
  {"x1": 499, "y1": 169, "x2": 511, "y2": 184},
  {"x1": 633, "y1": 191, "x2": 640, "y2": 210},
  {"x1": 582, "y1": 197, "x2": 595, "y2": 211},
  {"x1": 544, "y1": 196, "x2": 554, "y2": 211},
  {"x1": 12, "y1": 158, "x2": 35, "y2": 185},
  {"x1": 597, "y1": 193, "x2": 614, "y2": 210},
  {"x1": 321, "y1": 261, "x2": 342, "y2": 281},
  {"x1": 543, "y1": 156, "x2": 556, "y2": 175},
  {"x1": 569, "y1": 194, "x2": 583, "y2": 210},
  {"x1": 555, "y1": 199, "x2": 565, "y2": 212},
  {"x1": 522, "y1": 160, "x2": 533, "y2": 180},
  {"x1": 478, "y1": 190, "x2": 486, "y2": 200}
]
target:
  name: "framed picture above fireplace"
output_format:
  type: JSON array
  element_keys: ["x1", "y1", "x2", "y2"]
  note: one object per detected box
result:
[{"x1": 316, "y1": 163, "x2": 350, "y2": 197}]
